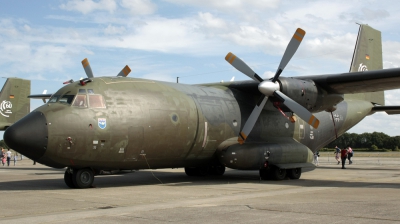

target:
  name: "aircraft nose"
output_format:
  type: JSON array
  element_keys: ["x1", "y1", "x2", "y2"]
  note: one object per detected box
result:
[{"x1": 4, "y1": 111, "x2": 48, "y2": 161}]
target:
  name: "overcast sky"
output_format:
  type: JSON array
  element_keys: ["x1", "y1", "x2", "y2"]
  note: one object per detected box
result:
[{"x1": 1, "y1": 0, "x2": 400, "y2": 136}]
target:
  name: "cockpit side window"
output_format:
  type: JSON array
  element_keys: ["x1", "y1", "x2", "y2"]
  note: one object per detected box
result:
[
  {"x1": 48, "y1": 95, "x2": 60, "y2": 103},
  {"x1": 59, "y1": 91, "x2": 75, "y2": 104},
  {"x1": 49, "y1": 91, "x2": 75, "y2": 104},
  {"x1": 88, "y1": 95, "x2": 106, "y2": 108},
  {"x1": 72, "y1": 95, "x2": 87, "y2": 107}
]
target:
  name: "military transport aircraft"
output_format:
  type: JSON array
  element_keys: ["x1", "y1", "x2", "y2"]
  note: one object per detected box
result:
[
  {"x1": 0, "y1": 78, "x2": 30, "y2": 130},
  {"x1": 4, "y1": 24, "x2": 400, "y2": 188}
]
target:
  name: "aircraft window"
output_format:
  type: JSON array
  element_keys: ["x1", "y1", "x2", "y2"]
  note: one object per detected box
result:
[
  {"x1": 59, "y1": 92, "x2": 75, "y2": 104},
  {"x1": 48, "y1": 95, "x2": 60, "y2": 103},
  {"x1": 78, "y1": 89, "x2": 87, "y2": 93},
  {"x1": 72, "y1": 95, "x2": 87, "y2": 108},
  {"x1": 88, "y1": 95, "x2": 106, "y2": 108}
]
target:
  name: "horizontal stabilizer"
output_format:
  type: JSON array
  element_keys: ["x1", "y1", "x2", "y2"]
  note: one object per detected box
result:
[{"x1": 372, "y1": 106, "x2": 400, "y2": 115}]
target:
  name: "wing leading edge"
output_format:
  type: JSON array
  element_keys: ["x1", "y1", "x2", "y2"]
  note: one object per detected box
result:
[{"x1": 298, "y1": 67, "x2": 400, "y2": 94}]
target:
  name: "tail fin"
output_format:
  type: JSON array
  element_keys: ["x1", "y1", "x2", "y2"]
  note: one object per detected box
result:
[
  {"x1": 347, "y1": 24, "x2": 384, "y2": 105},
  {"x1": 0, "y1": 78, "x2": 30, "y2": 130}
]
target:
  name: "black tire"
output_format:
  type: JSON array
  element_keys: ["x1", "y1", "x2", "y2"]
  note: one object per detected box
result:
[
  {"x1": 184, "y1": 167, "x2": 209, "y2": 176},
  {"x1": 271, "y1": 166, "x2": 287, "y2": 180},
  {"x1": 196, "y1": 166, "x2": 209, "y2": 176},
  {"x1": 210, "y1": 165, "x2": 225, "y2": 176},
  {"x1": 72, "y1": 168, "x2": 94, "y2": 189},
  {"x1": 184, "y1": 167, "x2": 197, "y2": 176},
  {"x1": 64, "y1": 170, "x2": 75, "y2": 188},
  {"x1": 259, "y1": 169, "x2": 272, "y2": 180},
  {"x1": 287, "y1": 168, "x2": 301, "y2": 179}
]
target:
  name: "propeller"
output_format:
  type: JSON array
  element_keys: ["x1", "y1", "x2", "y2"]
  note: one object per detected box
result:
[
  {"x1": 117, "y1": 65, "x2": 132, "y2": 77},
  {"x1": 81, "y1": 58, "x2": 94, "y2": 78},
  {"x1": 225, "y1": 28, "x2": 319, "y2": 144},
  {"x1": 81, "y1": 58, "x2": 131, "y2": 78}
]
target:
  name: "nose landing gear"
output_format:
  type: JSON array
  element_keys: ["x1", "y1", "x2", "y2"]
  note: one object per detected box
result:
[{"x1": 64, "y1": 168, "x2": 95, "y2": 188}]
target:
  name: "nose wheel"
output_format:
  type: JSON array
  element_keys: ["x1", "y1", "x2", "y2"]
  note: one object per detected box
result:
[
  {"x1": 64, "y1": 169, "x2": 75, "y2": 188},
  {"x1": 64, "y1": 168, "x2": 94, "y2": 189}
]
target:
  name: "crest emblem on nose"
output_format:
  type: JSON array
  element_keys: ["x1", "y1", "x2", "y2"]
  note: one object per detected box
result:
[{"x1": 98, "y1": 118, "x2": 106, "y2": 129}]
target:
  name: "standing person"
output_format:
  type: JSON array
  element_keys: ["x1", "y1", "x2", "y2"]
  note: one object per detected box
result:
[
  {"x1": 347, "y1": 146, "x2": 353, "y2": 164},
  {"x1": 0, "y1": 148, "x2": 4, "y2": 166},
  {"x1": 6, "y1": 149, "x2": 12, "y2": 166},
  {"x1": 1, "y1": 149, "x2": 6, "y2": 166},
  {"x1": 314, "y1": 150, "x2": 320, "y2": 166},
  {"x1": 334, "y1": 146, "x2": 341, "y2": 165},
  {"x1": 340, "y1": 147, "x2": 348, "y2": 169},
  {"x1": 14, "y1": 153, "x2": 17, "y2": 166}
]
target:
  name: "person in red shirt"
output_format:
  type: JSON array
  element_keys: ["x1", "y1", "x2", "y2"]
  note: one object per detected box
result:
[{"x1": 341, "y1": 147, "x2": 348, "y2": 169}]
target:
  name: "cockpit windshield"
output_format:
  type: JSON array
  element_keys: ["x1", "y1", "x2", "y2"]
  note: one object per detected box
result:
[
  {"x1": 72, "y1": 95, "x2": 87, "y2": 107},
  {"x1": 48, "y1": 88, "x2": 106, "y2": 108},
  {"x1": 48, "y1": 91, "x2": 75, "y2": 104},
  {"x1": 72, "y1": 94, "x2": 106, "y2": 108}
]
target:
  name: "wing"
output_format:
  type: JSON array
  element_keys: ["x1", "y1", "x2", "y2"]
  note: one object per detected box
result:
[
  {"x1": 28, "y1": 94, "x2": 52, "y2": 103},
  {"x1": 28, "y1": 94, "x2": 52, "y2": 99},
  {"x1": 202, "y1": 67, "x2": 400, "y2": 95},
  {"x1": 372, "y1": 106, "x2": 400, "y2": 115},
  {"x1": 298, "y1": 67, "x2": 400, "y2": 94}
]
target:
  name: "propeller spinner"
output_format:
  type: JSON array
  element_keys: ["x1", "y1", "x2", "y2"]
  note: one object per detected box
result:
[{"x1": 225, "y1": 28, "x2": 319, "y2": 144}]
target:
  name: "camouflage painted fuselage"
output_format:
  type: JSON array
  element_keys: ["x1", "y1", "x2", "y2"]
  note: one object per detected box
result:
[{"x1": 25, "y1": 76, "x2": 371, "y2": 170}]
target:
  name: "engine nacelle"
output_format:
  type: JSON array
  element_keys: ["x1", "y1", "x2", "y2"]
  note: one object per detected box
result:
[
  {"x1": 217, "y1": 141, "x2": 314, "y2": 170},
  {"x1": 279, "y1": 77, "x2": 343, "y2": 113}
]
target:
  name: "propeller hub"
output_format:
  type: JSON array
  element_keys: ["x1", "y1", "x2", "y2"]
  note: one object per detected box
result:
[{"x1": 258, "y1": 81, "x2": 280, "y2": 96}]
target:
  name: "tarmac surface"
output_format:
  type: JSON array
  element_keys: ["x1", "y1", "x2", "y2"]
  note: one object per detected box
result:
[{"x1": 0, "y1": 155, "x2": 400, "y2": 224}]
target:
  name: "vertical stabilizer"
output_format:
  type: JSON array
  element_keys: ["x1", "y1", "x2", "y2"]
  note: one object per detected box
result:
[
  {"x1": 347, "y1": 24, "x2": 384, "y2": 105},
  {"x1": 0, "y1": 78, "x2": 31, "y2": 130}
]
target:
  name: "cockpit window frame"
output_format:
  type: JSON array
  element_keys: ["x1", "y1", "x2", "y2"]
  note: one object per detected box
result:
[
  {"x1": 72, "y1": 94, "x2": 88, "y2": 108},
  {"x1": 48, "y1": 95, "x2": 60, "y2": 103},
  {"x1": 88, "y1": 94, "x2": 106, "y2": 108},
  {"x1": 58, "y1": 91, "x2": 75, "y2": 105}
]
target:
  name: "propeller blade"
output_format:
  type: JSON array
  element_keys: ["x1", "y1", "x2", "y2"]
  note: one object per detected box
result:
[
  {"x1": 81, "y1": 58, "x2": 94, "y2": 78},
  {"x1": 273, "y1": 90, "x2": 319, "y2": 129},
  {"x1": 271, "y1": 28, "x2": 306, "y2": 83},
  {"x1": 117, "y1": 65, "x2": 131, "y2": 77},
  {"x1": 238, "y1": 96, "x2": 269, "y2": 144},
  {"x1": 225, "y1": 52, "x2": 264, "y2": 82}
]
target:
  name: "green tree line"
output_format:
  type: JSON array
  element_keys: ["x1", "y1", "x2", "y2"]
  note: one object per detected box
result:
[{"x1": 325, "y1": 132, "x2": 400, "y2": 151}]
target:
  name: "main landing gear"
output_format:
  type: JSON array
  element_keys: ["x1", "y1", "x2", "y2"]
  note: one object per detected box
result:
[
  {"x1": 64, "y1": 168, "x2": 95, "y2": 188},
  {"x1": 259, "y1": 166, "x2": 301, "y2": 180}
]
